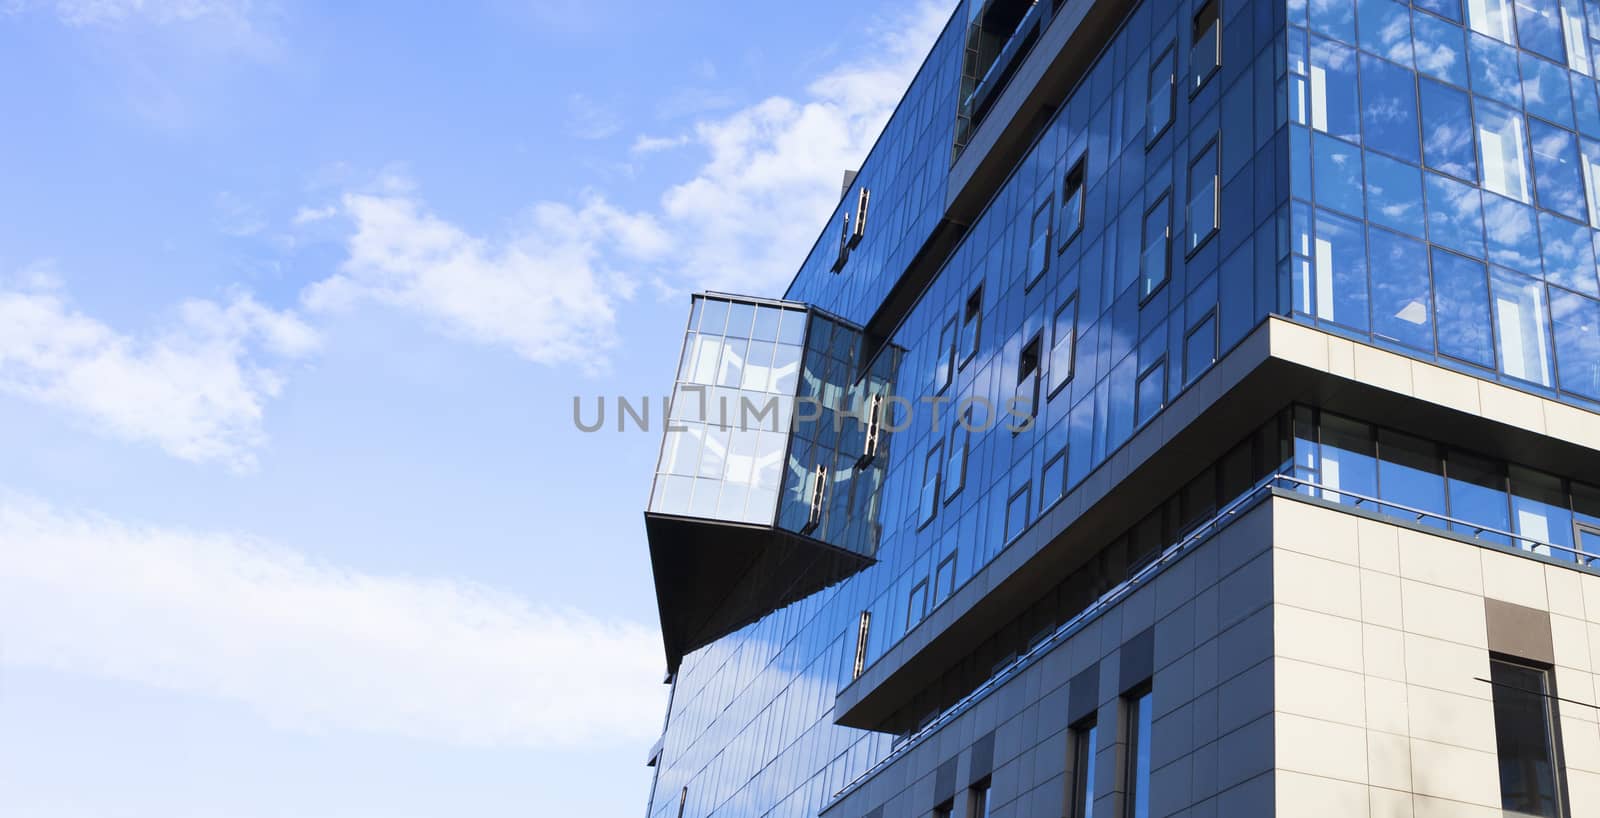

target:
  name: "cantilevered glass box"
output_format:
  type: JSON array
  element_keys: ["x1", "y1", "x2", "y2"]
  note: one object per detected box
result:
[{"x1": 644, "y1": 293, "x2": 899, "y2": 670}]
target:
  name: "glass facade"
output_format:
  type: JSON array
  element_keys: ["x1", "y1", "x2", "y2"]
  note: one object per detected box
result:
[{"x1": 643, "y1": 0, "x2": 1600, "y2": 814}]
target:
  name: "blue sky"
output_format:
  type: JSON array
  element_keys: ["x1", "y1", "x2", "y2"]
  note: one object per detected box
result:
[{"x1": 0, "y1": 1, "x2": 950, "y2": 816}]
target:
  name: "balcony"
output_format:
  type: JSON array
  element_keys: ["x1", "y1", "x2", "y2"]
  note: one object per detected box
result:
[{"x1": 645, "y1": 293, "x2": 900, "y2": 670}]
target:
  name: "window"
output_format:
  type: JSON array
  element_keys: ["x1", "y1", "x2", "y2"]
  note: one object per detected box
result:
[
  {"x1": 1515, "y1": 0, "x2": 1567, "y2": 61},
  {"x1": 1530, "y1": 120, "x2": 1586, "y2": 222},
  {"x1": 1006, "y1": 484, "x2": 1032, "y2": 541},
  {"x1": 1313, "y1": 209, "x2": 1371, "y2": 331},
  {"x1": 970, "y1": 780, "x2": 992, "y2": 818},
  {"x1": 1510, "y1": 466, "x2": 1575, "y2": 557},
  {"x1": 1490, "y1": 658, "x2": 1567, "y2": 817},
  {"x1": 1148, "y1": 46, "x2": 1176, "y2": 143},
  {"x1": 1432, "y1": 247, "x2": 1497, "y2": 366},
  {"x1": 1191, "y1": 0, "x2": 1220, "y2": 92},
  {"x1": 1413, "y1": 13, "x2": 1468, "y2": 84},
  {"x1": 1016, "y1": 334, "x2": 1043, "y2": 432},
  {"x1": 1369, "y1": 228, "x2": 1433, "y2": 351},
  {"x1": 851, "y1": 611, "x2": 870, "y2": 679},
  {"x1": 960, "y1": 288, "x2": 982, "y2": 368},
  {"x1": 1360, "y1": 54, "x2": 1420, "y2": 162},
  {"x1": 1060, "y1": 158, "x2": 1086, "y2": 249},
  {"x1": 1028, "y1": 198, "x2": 1052, "y2": 289},
  {"x1": 1042, "y1": 443, "x2": 1069, "y2": 509},
  {"x1": 1419, "y1": 78, "x2": 1478, "y2": 181},
  {"x1": 1551, "y1": 287, "x2": 1600, "y2": 400},
  {"x1": 935, "y1": 318, "x2": 956, "y2": 393},
  {"x1": 907, "y1": 579, "x2": 929, "y2": 629},
  {"x1": 1468, "y1": 0, "x2": 1515, "y2": 42},
  {"x1": 1358, "y1": 0, "x2": 1413, "y2": 65},
  {"x1": 1491, "y1": 268, "x2": 1554, "y2": 386},
  {"x1": 1318, "y1": 411, "x2": 1378, "y2": 504},
  {"x1": 1068, "y1": 718, "x2": 1098, "y2": 818},
  {"x1": 1124, "y1": 687, "x2": 1153, "y2": 818},
  {"x1": 849, "y1": 188, "x2": 869, "y2": 247},
  {"x1": 1470, "y1": 32, "x2": 1523, "y2": 106},
  {"x1": 831, "y1": 211, "x2": 850, "y2": 273},
  {"x1": 1135, "y1": 357, "x2": 1167, "y2": 426},
  {"x1": 1447, "y1": 450, "x2": 1512, "y2": 543},
  {"x1": 936, "y1": 551, "x2": 958, "y2": 601},
  {"x1": 1521, "y1": 52, "x2": 1573, "y2": 126},
  {"x1": 1314, "y1": 132, "x2": 1364, "y2": 217},
  {"x1": 1425, "y1": 172, "x2": 1486, "y2": 260},
  {"x1": 1365, "y1": 150, "x2": 1426, "y2": 238},
  {"x1": 919, "y1": 443, "x2": 942, "y2": 527},
  {"x1": 1141, "y1": 194, "x2": 1171, "y2": 300},
  {"x1": 945, "y1": 413, "x2": 969, "y2": 502},
  {"x1": 1309, "y1": 37, "x2": 1360, "y2": 143},
  {"x1": 1378, "y1": 429, "x2": 1447, "y2": 523},
  {"x1": 1049, "y1": 296, "x2": 1079, "y2": 396},
  {"x1": 1188, "y1": 140, "x2": 1219, "y2": 250},
  {"x1": 1184, "y1": 311, "x2": 1217, "y2": 383},
  {"x1": 1477, "y1": 98, "x2": 1531, "y2": 203}
]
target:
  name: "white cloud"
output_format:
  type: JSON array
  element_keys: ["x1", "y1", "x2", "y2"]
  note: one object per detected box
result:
[
  {"x1": 0, "y1": 492, "x2": 666, "y2": 747},
  {"x1": 42, "y1": 0, "x2": 253, "y2": 26},
  {"x1": 631, "y1": 134, "x2": 689, "y2": 154},
  {"x1": 303, "y1": 190, "x2": 664, "y2": 374},
  {"x1": 0, "y1": 287, "x2": 315, "y2": 469},
  {"x1": 291, "y1": 203, "x2": 338, "y2": 225},
  {"x1": 567, "y1": 92, "x2": 622, "y2": 141}
]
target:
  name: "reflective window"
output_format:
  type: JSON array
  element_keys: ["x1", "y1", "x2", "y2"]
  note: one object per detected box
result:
[
  {"x1": 1135, "y1": 357, "x2": 1167, "y2": 426},
  {"x1": 1420, "y1": 78, "x2": 1479, "y2": 179},
  {"x1": 946, "y1": 419, "x2": 969, "y2": 502},
  {"x1": 1314, "y1": 209, "x2": 1372, "y2": 329},
  {"x1": 1378, "y1": 429, "x2": 1447, "y2": 523},
  {"x1": 1583, "y1": 137, "x2": 1600, "y2": 227},
  {"x1": 1005, "y1": 484, "x2": 1032, "y2": 541},
  {"x1": 919, "y1": 442, "x2": 942, "y2": 527},
  {"x1": 1311, "y1": 37, "x2": 1362, "y2": 142},
  {"x1": 1446, "y1": 450, "x2": 1512, "y2": 541},
  {"x1": 1433, "y1": 247, "x2": 1498, "y2": 365},
  {"x1": 1319, "y1": 412, "x2": 1379, "y2": 503},
  {"x1": 1427, "y1": 171, "x2": 1488, "y2": 258},
  {"x1": 1477, "y1": 98, "x2": 1533, "y2": 201},
  {"x1": 960, "y1": 288, "x2": 982, "y2": 367},
  {"x1": 1069, "y1": 720, "x2": 1097, "y2": 818},
  {"x1": 1551, "y1": 286, "x2": 1600, "y2": 398},
  {"x1": 1028, "y1": 198, "x2": 1052, "y2": 289},
  {"x1": 1142, "y1": 194, "x2": 1172, "y2": 299},
  {"x1": 1574, "y1": 74, "x2": 1600, "y2": 137},
  {"x1": 1468, "y1": 0, "x2": 1516, "y2": 42},
  {"x1": 1522, "y1": 52, "x2": 1575, "y2": 127},
  {"x1": 1316, "y1": 133, "x2": 1366, "y2": 215},
  {"x1": 1559, "y1": 0, "x2": 1588, "y2": 72},
  {"x1": 934, "y1": 318, "x2": 955, "y2": 393},
  {"x1": 1361, "y1": 54, "x2": 1422, "y2": 161},
  {"x1": 1061, "y1": 158, "x2": 1086, "y2": 246},
  {"x1": 1511, "y1": 465, "x2": 1575, "y2": 555},
  {"x1": 1185, "y1": 312, "x2": 1218, "y2": 382},
  {"x1": 1365, "y1": 150, "x2": 1426, "y2": 235},
  {"x1": 1530, "y1": 119, "x2": 1586, "y2": 220},
  {"x1": 1149, "y1": 46, "x2": 1176, "y2": 142},
  {"x1": 1361, "y1": 0, "x2": 1415, "y2": 63},
  {"x1": 1188, "y1": 141, "x2": 1219, "y2": 249},
  {"x1": 1515, "y1": 0, "x2": 1568, "y2": 61},
  {"x1": 1470, "y1": 32, "x2": 1525, "y2": 106},
  {"x1": 1491, "y1": 267, "x2": 1555, "y2": 384},
  {"x1": 1417, "y1": 0, "x2": 1463, "y2": 21},
  {"x1": 1050, "y1": 296, "x2": 1079, "y2": 395},
  {"x1": 1414, "y1": 12, "x2": 1469, "y2": 84},
  {"x1": 1538, "y1": 210, "x2": 1598, "y2": 293},
  {"x1": 1192, "y1": 0, "x2": 1221, "y2": 91},
  {"x1": 1371, "y1": 228, "x2": 1435, "y2": 349},
  {"x1": 1485, "y1": 193, "x2": 1544, "y2": 272},
  {"x1": 1490, "y1": 659, "x2": 1567, "y2": 818},
  {"x1": 1124, "y1": 688, "x2": 1153, "y2": 818}
]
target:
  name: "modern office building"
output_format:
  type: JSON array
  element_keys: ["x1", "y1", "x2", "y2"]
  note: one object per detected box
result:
[{"x1": 641, "y1": 0, "x2": 1600, "y2": 814}]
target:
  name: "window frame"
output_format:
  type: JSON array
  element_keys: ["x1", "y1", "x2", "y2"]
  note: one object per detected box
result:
[
  {"x1": 1147, "y1": 43, "x2": 1178, "y2": 147},
  {"x1": 960, "y1": 286, "x2": 984, "y2": 371},
  {"x1": 1067, "y1": 716, "x2": 1098, "y2": 818},
  {"x1": 1016, "y1": 332, "x2": 1044, "y2": 434},
  {"x1": 1487, "y1": 655, "x2": 1570, "y2": 818},
  {"x1": 1190, "y1": 0, "x2": 1221, "y2": 95},
  {"x1": 1140, "y1": 190, "x2": 1173, "y2": 303},
  {"x1": 907, "y1": 578, "x2": 929, "y2": 630},
  {"x1": 1058, "y1": 157, "x2": 1087, "y2": 252},
  {"x1": 945, "y1": 410, "x2": 971, "y2": 503},
  {"x1": 1027, "y1": 195, "x2": 1053, "y2": 291},
  {"x1": 1184, "y1": 308, "x2": 1219, "y2": 384},
  {"x1": 1049, "y1": 294, "x2": 1081, "y2": 398},
  {"x1": 918, "y1": 441, "x2": 944, "y2": 530},
  {"x1": 1187, "y1": 136, "x2": 1221, "y2": 255},
  {"x1": 1122, "y1": 684, "x2": 1154, "y2": 818}
]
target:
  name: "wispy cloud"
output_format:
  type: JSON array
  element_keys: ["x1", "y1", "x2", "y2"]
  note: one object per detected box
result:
[
  {"x1": 0, "y1": 285, "x2": 315, "y2": 469},
  {"x1": 567, "y1": 93, "x2": 622, "y2": 141},
  {"x1": 303, "y1": 189, "x2": 665, "y2": 374},
  {"x1": 0, "y1": 492, "x2": 666, "y2": 747},
  {"x1": 631, "y1": 134, "x2": 689, "y2": 154}
]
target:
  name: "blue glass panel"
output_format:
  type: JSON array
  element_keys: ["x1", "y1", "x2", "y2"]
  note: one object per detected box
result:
[
  {"x1": 1432, "y1": 247, "x2": 1497, "y2": 365},
  {"x1": 1364, "y1": 150, "x2": 1426, "y2": 236},
  {"x1": 1311, "y1": 0, "x2": 1358, "y2": 41},
  {"x1": 1359, "y1": 54, "x2": 1421, "y2": 161},
  {"x1": 1445, "y1": 451, "x2": 1512, "y2": 543},
  {"x1": 1414, "y1": 0, "x2": 1462, "y2": 22},
  {"x1": 1514, "y1": 0, "x2": 1568, "y2": 62},
  {"x1": 1490, "y1": 267, "x2": 1555, "y2": 385},
  {"x1": 1425, "y1": 171, "x2": 1486, "y2": 258},
  {"x1": 1469, "y1": 31, "x2": 1523, "y2": 106},
  {"x1": 1310, "y1": 37, "x2": 1362, "y2": 142},
  {"x1": 1466, "y1": 0, "x2": 1516, "y2": 42},
  {"x1": 1360, "y1": 0, "x2": 1415, "y2": 63},
  {"x1": 1314, "y1": 132, "x2": 1366, "y2": 215},
  {"x1": 1529, "y1": 120, "x2": 1587, "y2": 220},
  {"x1": 1551, "y1": 287, "x2": 1600, "y2": 398},
  {"x1": 1475, "y1": 97, "x2": 1532, "y2": 202},
  {"x1": 1483, "y1": 193, "x2": 1544, "y2": 274},
  {"x1": 1538, "y1": 210, "x2": 1599, "y2": 294},
  {"x1": 1313, "y1": 208, "x2": 1371, "y2": 330},
  {"x1": 1573, "y1": 74, "x2": 1600, "y2": 138},
  {"x1": 1520, "y1": 52, "x2": 1575, "y2": 128},
  {"x1": 1369, "y1": 228, "x2": 1435, "y2": 350},
  {"x1": 1319, "y1": 412, "x2": 1378, "y2": 503},
  {"x1": 1510, "y1": 466, "x2": 1576, "y2": 557},
  {"x1": 1292, "y1": 125, "x2": 1314, "y2": 200},
  {"x1": 1377, "y1": 429, "x2": 1447, "y2": 524},
  {"x1": 1420, "y1": 79, "x2": 1478, "y2": 179},
  {"x1": 1412, "y1": 12, "x2": 1469, "y2": 85}
]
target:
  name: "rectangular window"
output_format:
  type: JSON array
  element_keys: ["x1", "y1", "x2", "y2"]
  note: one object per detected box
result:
[
  {"x1": 1490, "y1": 658, "x2": 1567, "y2": 817},
  {"x1": 960, "y1": 288, "x2": 983, "y2": 368},
  {"x1": 935, "y1": 318, "x2": 957, "y2": 393},
  {"x1": 1049, "y1": 296, "x2": 1079, "y2": 396},
  {"x1": 1028, "y1": 198, "x2": 1052, "y2": 289},
  {"x1": 1148, "y1": 46, "x2": 1176, "y2": 142},
  {"x1": 1309, "y1": 36, "x2": 1360, "y2": 142},
  {"x1": 1477, "y1": 98, "x2": 1532, "y2": 202},
  {"x1": 907, "y1": 579, "x2": 929, "y2": 629},
  {"x1": 946, "y1": 414, "x2": 970, "y2": 501},
  {"x1": 1313, "y1": 208, "x2": 1371, "y2": 331},
  {"x1": 831, "y1": 212, "x2": 850, "y2": 273},
  {"x1": 1370, "y1": 228, "x2": 1433, "y2": 351},
  {"x1": 919, "y1": 443, "x2": 942, "y2": 527},
  {"x1": 1124, "y1": 687, "x2": 1153, "y2": 818},
  {"x1": 936, "y1": 551, "x2": 958, "y2": 601},
  {"x1": 1068, "y1": 718, "x2": 1098, "y2": 818},
  {"x1": 970, "y1": 780, "x2": 992, "y2": 818},
  {"x1": 851, "y1": 611, "x2": 870, "y2": 679},
  {"x1": 1191, "y1": 0, "x2": 1220, "y2": 92},
  {"x1": 1468, "y1": 0, "x2": 1515, "y2": 42},
  {"x1": 1141, "y1": 194, "x2": 1172, "y2": 300},
  {"x1": 1016, "y1": 333, "x2": 1043, "y2": 431},
  {"x1": 1060, "y1": 158, "x2": 1086, "y2": 249},
  {"x1": 933, "y1": 800, "x2": 954, "y2": 818},
  {"x1": 1432, "y1": 247, "x2": 1496, "y2": 367},
  {"x1": 1378, "y1": 428, "x2": 1447, "y2": 524},
  {"x1": 849, "y1": 187, "x2": 869, "y2": 247},
  {"x1": 1006, "y1": 483, "x2": 1032, "y2": 541},
  {"x1": 1492, "y1": 268, "x2": 1554, "y2": 386},
  {"x1": 1446, "y1": 450, "x2": 1512, "y2": 544},
  {"x1": 1188, "y1": 140, "x2": 1219, "y2": 250},
  {"x1": 1551, "y1": 287, "x2": 1600, "y2": 400},
  {"x1": 1184, "y1": 311, "x2": 1218, "y2": 383},
  {"x1": 1135, "y1": 357, "x2": 1167, "y2": 426}
]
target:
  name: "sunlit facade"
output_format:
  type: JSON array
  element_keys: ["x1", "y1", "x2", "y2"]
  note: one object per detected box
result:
[{"x1": 641, "y1": 0, "x2": 1600, "y2": 815}]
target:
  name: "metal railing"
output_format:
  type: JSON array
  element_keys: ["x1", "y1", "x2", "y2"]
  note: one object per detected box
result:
[{"x1": 823, "y1": 472, "x2": 1597, "y2": 810}]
